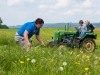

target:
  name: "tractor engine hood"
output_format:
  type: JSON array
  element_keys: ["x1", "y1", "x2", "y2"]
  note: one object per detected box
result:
[{"x1": 53, "y1": 30, "x2": 76, "y2": 41}]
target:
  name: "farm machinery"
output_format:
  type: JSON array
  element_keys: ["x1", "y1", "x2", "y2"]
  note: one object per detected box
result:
[{"x1": 47, "y1": 24, "x2": 97, "y2": 52}]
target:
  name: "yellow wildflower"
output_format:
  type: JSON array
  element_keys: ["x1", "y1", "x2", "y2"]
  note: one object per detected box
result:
[
  {"x1": 27, "y1": 58, "x2": 30, "y2": 61},
  {"x1": 20, "y1": 61, "x2": 24, "y2": 64},
  {"x1": 85, "y1": 68, "x2": 89, "y2": 71},
  {"x1": 77, "y1": 55, "x2": 80, "y2": 57},
  {"x1": 75, "y1": 61, "x2": 80, "y2": 65}
]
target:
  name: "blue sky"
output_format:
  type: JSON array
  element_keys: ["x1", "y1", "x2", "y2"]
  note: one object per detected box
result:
[{"x1": 0, "y1": 0, "x2": 100, "y2": 26}]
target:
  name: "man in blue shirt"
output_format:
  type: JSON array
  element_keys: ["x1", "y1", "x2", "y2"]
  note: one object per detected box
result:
[
  {"x1": 14, "y1": 18, "x2": 44, "y2": 48},
  {"x1": 76, "y1": 20, "x2": 87, "y2": 39}
]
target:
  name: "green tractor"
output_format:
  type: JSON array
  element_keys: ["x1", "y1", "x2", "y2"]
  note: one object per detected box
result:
[{"x1": 47, "y1": 25, "x2": 97, "y2": 52}]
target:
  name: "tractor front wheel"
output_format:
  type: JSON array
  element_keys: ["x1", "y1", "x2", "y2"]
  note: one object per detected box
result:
[
  {"x1": 81, "y1": 38, "x2": 96, "y2": 52},
  {"x1": 58, "y1": 43, "x2": 67, "y2": 50},
  {"x1": 47, "y1": 41, "x2": 54, "y2": 48}
]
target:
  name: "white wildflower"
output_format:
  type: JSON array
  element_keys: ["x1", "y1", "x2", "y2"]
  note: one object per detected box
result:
[
  {"x1": 31, "y1": 59, "x2": 36, "y2": 63},
  {"x1": 59, "y1": 67, "x2": 63, "y2": 71},
  {"x1": 63, "y1": 62, "x2": 67, "y2": 66}
]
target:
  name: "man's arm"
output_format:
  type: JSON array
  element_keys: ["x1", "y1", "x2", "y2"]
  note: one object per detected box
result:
[
  {"x1": 24, "y1": 30, "x2": 30, "y2": 47},
  {"x1": 90, "y1": 24, "x2": 95, "y2": 30},
  {"x1": 35, "y1": 35, "x2": 44, "y2": 46}
]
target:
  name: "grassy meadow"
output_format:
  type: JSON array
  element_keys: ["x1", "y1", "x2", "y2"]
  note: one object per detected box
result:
[{"x1": 0, "y1": 28, "x2": 100, "y2": 75}]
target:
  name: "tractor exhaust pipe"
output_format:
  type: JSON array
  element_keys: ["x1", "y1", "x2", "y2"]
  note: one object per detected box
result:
[
  {"x1": 65, "y1": 23, "x2": 69, "y2": 31},
  {"x1": 65, "y1": 25, "x2": 67, "y2": 31}
]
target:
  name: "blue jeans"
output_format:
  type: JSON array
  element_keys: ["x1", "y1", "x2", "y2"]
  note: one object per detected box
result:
[{"x1": 79, "y1": 31, "x2": 91, "y2": 39}]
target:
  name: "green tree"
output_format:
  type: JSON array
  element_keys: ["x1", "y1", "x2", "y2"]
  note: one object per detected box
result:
[
  {"x1": 0, "y1": 17, "x2": 9, "y2": 29},
  {"x1": 0, "y1": 17, "x2": 3, "y2": 28}
]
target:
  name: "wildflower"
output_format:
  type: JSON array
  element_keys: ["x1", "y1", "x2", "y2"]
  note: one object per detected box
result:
[
  {"x1": 25, "y1": 56, "x2": 27, "y2": 58},
  {"x1": 94, "y1": 60, "x2": 98, "y2": 65},
  {"x1": 42, "y1": 51, "x2": 45, "y2": 53},
  {"x1": 95, "y1": 56, "x2": 99, "y2": 59},
  {"x1": 63, "y1": 62, "x2": 67, "y2": 66},
  {"x1": 15, "y1": 61, "x2": 17, "y2": 63},
  {"x1": 77, "y1": 55, "x2": 80, "y2": 57},
  {"x1": 68, "y1": 51, "x2": 73, "y2": 55},
  {"x1": 85, "y1": 68, "x2": 89, "y2": 71},
  {"x1": 86, "y1": 56, "x2": 90, "y2": 59},
  {"x1": 70, "y1": 51, "x2": 73, "y2": 54},
  {"x1": 60, "y1": 60, "x2": 62, "y2": 62},
  {"x1": 48, "y1": 59, "x2": 51, "y2": 61},
  {"x1": 20, "y1": 61, "x2": 24, "y2": 64},
  {"x1": 59, "y1": 67, "x2": 63, "y2": 71},
  {"x1": 86, "y1": 58, "x2": 90, "y2": 61},
  {"x1": 59, "y1": 52, "x2": 62, "y2": 55},
  {"x1": 31, "y1": 59, "x2": 36, "y2": 63},
  {"x1": 27, "y1": 58, "x2": 30, "y2": 61},
  {"x1": 80, "y1": 51, "x2": 83, "y2": 53},
  {"x1": 75, "y1": 61, "x2": 80, "y2": 65}
]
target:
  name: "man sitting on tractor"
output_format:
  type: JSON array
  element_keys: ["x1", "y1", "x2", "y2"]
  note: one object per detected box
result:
[{"x1": 75, "y1": 20, "x2": 87, "y2": 39}]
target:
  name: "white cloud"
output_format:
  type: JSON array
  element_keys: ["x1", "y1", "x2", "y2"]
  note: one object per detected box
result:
[
  {"x1": 0, "y1": 0, "x2": 99, "y2": 26},
  {"x1": 53, "y1": 0, "x2": 69, "y2": 9},
  {"x1": 84, "y1": 10, "x2": 93, "y2": 15},
  {"x1": 63, "y1": 10, "x2": 74, "y2": 15},
  {"x1": 48, "y1": 10, "x2": 54, "y2": 14},
  {"x1": 7, "y1": 0, "x2": 34, "y2": 6},
  {"x1": 63, "y1": 8, "x2": 83, "y2": 15},
  {"x1": 95, "y1": 11, "x2": 100, "y2": 15},
  {"x1": 82, "y1": 0, "x2": 92, "y2": 8},
  {"x1": 45, "y1": 10, "x2": 54, "y2": 15},
  {"x1": 38, "y1": 4, "x2": 48, "y2": 9},
  {"x1": 72, "y1": 9, "x2": 83, "y2": 13}
]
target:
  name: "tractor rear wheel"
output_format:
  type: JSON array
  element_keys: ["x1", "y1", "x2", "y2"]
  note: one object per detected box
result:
[{"x1": 81, "y1": 38, "x2": 96, "y2": 52}]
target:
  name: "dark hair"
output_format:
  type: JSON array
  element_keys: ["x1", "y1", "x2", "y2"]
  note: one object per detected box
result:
[
  {"x1": 79, "y1": 20, "x2": 84, "y2": 24},
  {"x1": 35, "y1": 18, "x2": 44, "y2": 24}
]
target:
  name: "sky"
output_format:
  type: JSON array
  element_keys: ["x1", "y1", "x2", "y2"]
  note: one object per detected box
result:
[{"x1": 0, "y1": 0, "x2": 100, "y2": 26}]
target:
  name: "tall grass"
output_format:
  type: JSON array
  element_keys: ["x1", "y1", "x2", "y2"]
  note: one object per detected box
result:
[{"x1": 0, "y1": 28, "x2": 100, "y2": 75}]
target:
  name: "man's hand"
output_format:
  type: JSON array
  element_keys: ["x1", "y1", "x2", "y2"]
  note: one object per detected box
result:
[
  {"x1": 27, "y1": 43, "x2": 35, "y2": 48},
  {"x1": 30, "y1": 43, "x2": 34, "y2": 47},
  {"x1": 36, "y1": 35, "x2": 45, "y2": 46},
  {"x1": 89, "y1": 30, "x2": 91, "y2": 32},
  {"x1": 27, "y1": 43, "x2": 31, "y2": 47},
  {"x1": 41, "y1": 42, "x2": 45, "y2": 46}
]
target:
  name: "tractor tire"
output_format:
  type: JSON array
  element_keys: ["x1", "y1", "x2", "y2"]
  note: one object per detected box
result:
[
  {"x1": 58, "y1": 43, "x2": 67, "y2": 50},
  {"x1": 80, "y1": 38, "x2": 96, "y2": 52}
]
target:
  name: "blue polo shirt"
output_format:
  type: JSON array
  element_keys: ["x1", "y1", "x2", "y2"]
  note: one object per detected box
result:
[{"x1": 17, "y1": 22, "x2": 40, "y2": 39}]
